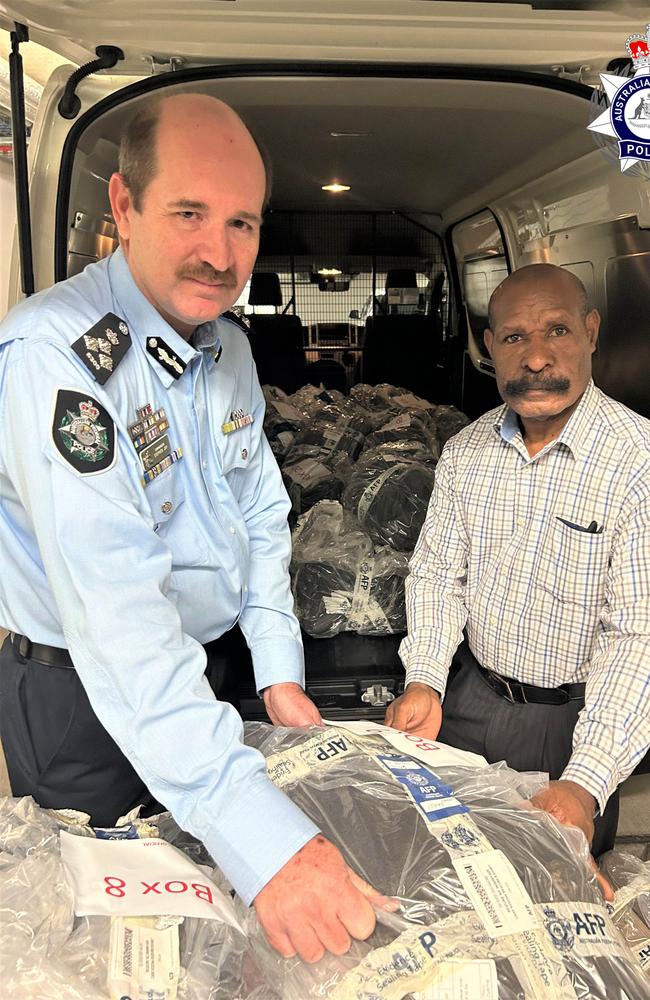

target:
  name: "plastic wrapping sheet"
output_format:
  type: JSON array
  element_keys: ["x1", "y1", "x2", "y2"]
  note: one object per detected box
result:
[
  {"x1": 343, "y1": 454, "x2": 436, "y2": 552},
  {"x1": 238, "y1": 724, "x2": 649, "y2": 1000},
  {"x1": 600, "y1": 850, "x2": 650, "y2": 975},
  {"x1": 291, "y1": 503, "x2": 408, "y2": 637}
]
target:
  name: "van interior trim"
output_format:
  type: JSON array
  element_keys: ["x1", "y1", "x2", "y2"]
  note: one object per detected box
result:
[
  {"x1": 9, "y1": 21, "x2": 34, "y2": 296},
  {"x1": 53, "y1": 60, "x2": 594, "y2": 283}
]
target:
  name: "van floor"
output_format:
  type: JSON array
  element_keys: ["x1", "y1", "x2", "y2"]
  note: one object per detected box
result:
[{"x1": 0, "y1": 628, "x2": 647, "y2": 859}]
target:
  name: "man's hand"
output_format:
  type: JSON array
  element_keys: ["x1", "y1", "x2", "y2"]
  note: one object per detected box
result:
[
  {"x1": 384, "y1": 682, "x2": 442, "y2": 739},
  {"x1": 254, "y1": 834, "x2": 397, "y2": 962},
  {"x1": 530, "y1": 779, "x2": 613, "y2": 901},
  {"x1": 263, "y1": 682, "x2": 322, "y2": 727}
]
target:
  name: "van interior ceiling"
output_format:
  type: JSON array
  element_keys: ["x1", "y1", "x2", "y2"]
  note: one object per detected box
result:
[{"x1": 65, "y1": 73, "x2": 650, "y2": 418}]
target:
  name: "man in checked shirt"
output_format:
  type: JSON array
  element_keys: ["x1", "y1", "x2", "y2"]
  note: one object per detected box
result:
[{"x1": 386, "y1": 263, "x2": 650, "y2": 866}]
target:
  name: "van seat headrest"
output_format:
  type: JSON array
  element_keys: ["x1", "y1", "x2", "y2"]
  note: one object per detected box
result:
[
  {"x1": 385, "y1": 269, "x2": 417, "y2": 292},
  {"x1": 249, "y1": 272, "x2": 283, "y2": 307}
]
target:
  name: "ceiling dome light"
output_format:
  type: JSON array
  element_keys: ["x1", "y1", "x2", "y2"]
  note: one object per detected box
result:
[
  {"x1": 317, "y1": 267, "x2": 342, "y2": 276},
  {"x1": 322, "y1": 182, "x2": 351, "y2": 193}
]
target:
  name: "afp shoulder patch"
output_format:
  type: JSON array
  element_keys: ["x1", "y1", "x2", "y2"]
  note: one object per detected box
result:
[
  {"x1": 52, "y1": 389, "x2": 116, "y2": 475},
  {"x1": 71, "y1": 312, "x2": 131, "y2": 384},
  {"x1": 221, "y1": 310, "x2": 252, "y2": 335}
]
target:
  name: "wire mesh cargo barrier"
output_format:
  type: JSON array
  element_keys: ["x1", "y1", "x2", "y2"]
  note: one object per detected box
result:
[
  {"x1": 263, "y1": 382, "x2": 469, "y2": 638},
  {"x1": 1, "y1": 723, "x2": 647, "y2": 998}
]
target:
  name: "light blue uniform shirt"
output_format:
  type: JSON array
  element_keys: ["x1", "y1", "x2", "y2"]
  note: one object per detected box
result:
[{"x1": 0, "y1": 248, "x2": 319, "y2": 903}]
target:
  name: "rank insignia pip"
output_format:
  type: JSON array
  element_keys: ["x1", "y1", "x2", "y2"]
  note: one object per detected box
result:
[
  {"x1": 71, "y1": 313, "x2": 131, "y2": 385},
  {"x1": 52, "y1": 389, "x2": 115, "y2": 474},
  {"x1": 146, "y1": 337, "x2": 186, "y2": 379}
]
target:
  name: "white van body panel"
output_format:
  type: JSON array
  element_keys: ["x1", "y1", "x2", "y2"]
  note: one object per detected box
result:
[{"x1": 0, "y1": 0, "x2": 647, "y2": 76}]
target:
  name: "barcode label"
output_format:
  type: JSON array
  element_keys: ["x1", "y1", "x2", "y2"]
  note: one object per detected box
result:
[{"x1": 453, "y1": 850, "x2": 538, "y2": 938}]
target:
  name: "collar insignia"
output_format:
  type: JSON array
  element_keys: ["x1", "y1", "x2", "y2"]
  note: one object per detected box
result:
[{"x1": 146, "y1": 336, "x2": 187, "y2": 380}]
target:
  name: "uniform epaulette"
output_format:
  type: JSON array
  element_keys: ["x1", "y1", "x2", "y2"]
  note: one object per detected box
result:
[
  {"x1": 70, "y1": 312, "x2": 132, "y2": 385},
  {"x1": 221, "y1": 310, "x2": 252, "y2": 335}
]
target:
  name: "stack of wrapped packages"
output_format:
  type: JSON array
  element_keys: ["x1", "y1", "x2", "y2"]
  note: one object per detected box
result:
[
  {"x1": 263, "y1": 382, "x2": 470, "y2": 639},
  {"x1": 1, "y1": 722, "x2": 648, "y2": 998}
]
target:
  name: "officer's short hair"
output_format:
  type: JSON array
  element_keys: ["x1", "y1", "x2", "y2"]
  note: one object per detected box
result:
[{"x1": 118, "y1": 94, "x2": 272, "y2": 212}]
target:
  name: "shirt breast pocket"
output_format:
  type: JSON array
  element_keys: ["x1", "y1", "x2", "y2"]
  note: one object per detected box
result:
[
  {"x1": 543, "y1": 517, "x2": 611, "y2": 609},
  {"x1": 145, "y1": 469, "x2": 186, "y2": 532},
  {"x1": 220, "y1": 426, "x2": 253, "y2": 477}
]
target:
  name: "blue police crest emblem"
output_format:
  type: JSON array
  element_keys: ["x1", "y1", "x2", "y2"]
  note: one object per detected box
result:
[
  {"x1": 589, "y1": 24, "x2": 650, "y2": 171},
  {"x1": 543, "y1": 906, "x2": 575, "y2": 952},
  {"x1": 441, "y1": 822, "x2": 479, "y2": 852}
]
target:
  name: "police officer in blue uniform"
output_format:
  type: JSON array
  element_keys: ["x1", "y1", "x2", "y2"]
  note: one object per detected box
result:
[{"x1": 0, "y1": 93, "x2": 390, "y2": 963}]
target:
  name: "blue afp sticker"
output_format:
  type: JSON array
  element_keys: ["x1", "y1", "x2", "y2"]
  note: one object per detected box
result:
[{"x1": 378, "y1": 754, "x2": 469, "y2": 821}]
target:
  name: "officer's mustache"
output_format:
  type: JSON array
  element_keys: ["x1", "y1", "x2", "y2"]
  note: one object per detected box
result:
[
  {"x1": 178, "y1": 263, "x2": 237, "y2": 287},
  {"x1": 505, "y1": 375, "x2": 571, "y2": 397}
]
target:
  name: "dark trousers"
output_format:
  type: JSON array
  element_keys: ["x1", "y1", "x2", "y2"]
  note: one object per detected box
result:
[
  {"x1": 438, "y1": 642, "x2": 619, "y2": 857},
  {"x1": 0, "y1": 630, "x2": 244, "y2": 827}
]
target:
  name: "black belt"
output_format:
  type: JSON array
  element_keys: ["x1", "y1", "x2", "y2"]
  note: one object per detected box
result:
[
  {"x1": 10, "y1": 633, "x2": 75, "y2": 670},
  {"x1": 477, "y1": 664, "x2": 585, "y2": 705}
]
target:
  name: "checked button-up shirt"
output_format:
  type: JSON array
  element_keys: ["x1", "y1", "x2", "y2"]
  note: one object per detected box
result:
[{"x1": 400, "y1": 380, "x2": 650, "y2": 811}]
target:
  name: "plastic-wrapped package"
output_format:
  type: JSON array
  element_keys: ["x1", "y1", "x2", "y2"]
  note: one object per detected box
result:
[
  {"x1": 2, "y1": 731, "x2": 648, "y2": 1000},
  {"x1": 599, "y1": 850, "x2": 650, "y2": 975},
  {"x1": 434, "y1": 403, "x2": 471, "y2": 445},
  {"x1": 350, "y1": 382, "x2": 398, "y2": 412},
  {"x1": 358, "y1": 439, "x2": 438, "y2": 470},
  {"x1": 237, "y1": 723, "x2": 649, "y2": 1000},
  {"x1": 343, "y1": 454, "x2": 436, "y2": 551},
  {"x1": 262, "y1": 396, "x2": 306, "y2": 462},
  {"x1": 291, "y1": 502, "x2": 408, "y2": 637},
  {"x1": 262, "y1": 385, "x2": 290, "y2": 405},
  {"x1": 282, "y1": 448, "x2": 346, "y2": 512},
  {"x1": 292, "y1": 551, "x2": 408, "y2": 637},
  {"x1": 293, "y1": 417, "x2": 366, "y2": 464},
  {"x1": 362, "y1": 411, "x2": 439, "y2": 459},
  {"x1": 0, "y1": 796, "x2": 277, "y2": 1000},
  {"x1": 287, "y1": 384, "x2": 340, "y2": 416}
]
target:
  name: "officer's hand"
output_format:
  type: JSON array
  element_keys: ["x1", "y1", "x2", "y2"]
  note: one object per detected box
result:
[
  {"x1": 263, "y1": 682, "x2": 322, "y2": 727},
  {"x1": 384, "y1": 682, "x2": 442, "y2": 739},
  {"x1": 253, "y1": 834, "x2": 397, "y2": 962},
  {"x1": 530, "y1": 779, "x2": 614, "y2": 901}
]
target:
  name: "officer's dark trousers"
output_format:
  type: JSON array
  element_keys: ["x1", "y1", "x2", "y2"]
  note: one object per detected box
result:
[
  {"x1": 437, "y1": 641, "x2": 619, "y2": 857},
  {"x1": 0, "y1": 630, "x2": 244, "y2": 827}
]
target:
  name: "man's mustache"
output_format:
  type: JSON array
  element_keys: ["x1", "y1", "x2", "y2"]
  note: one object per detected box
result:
[
  {"x1": 178, "y1": 264, "x2": 237, "y2": 287},
  {"x1": 504, "y1": 376, "x2": 570, "y2": 397}
]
